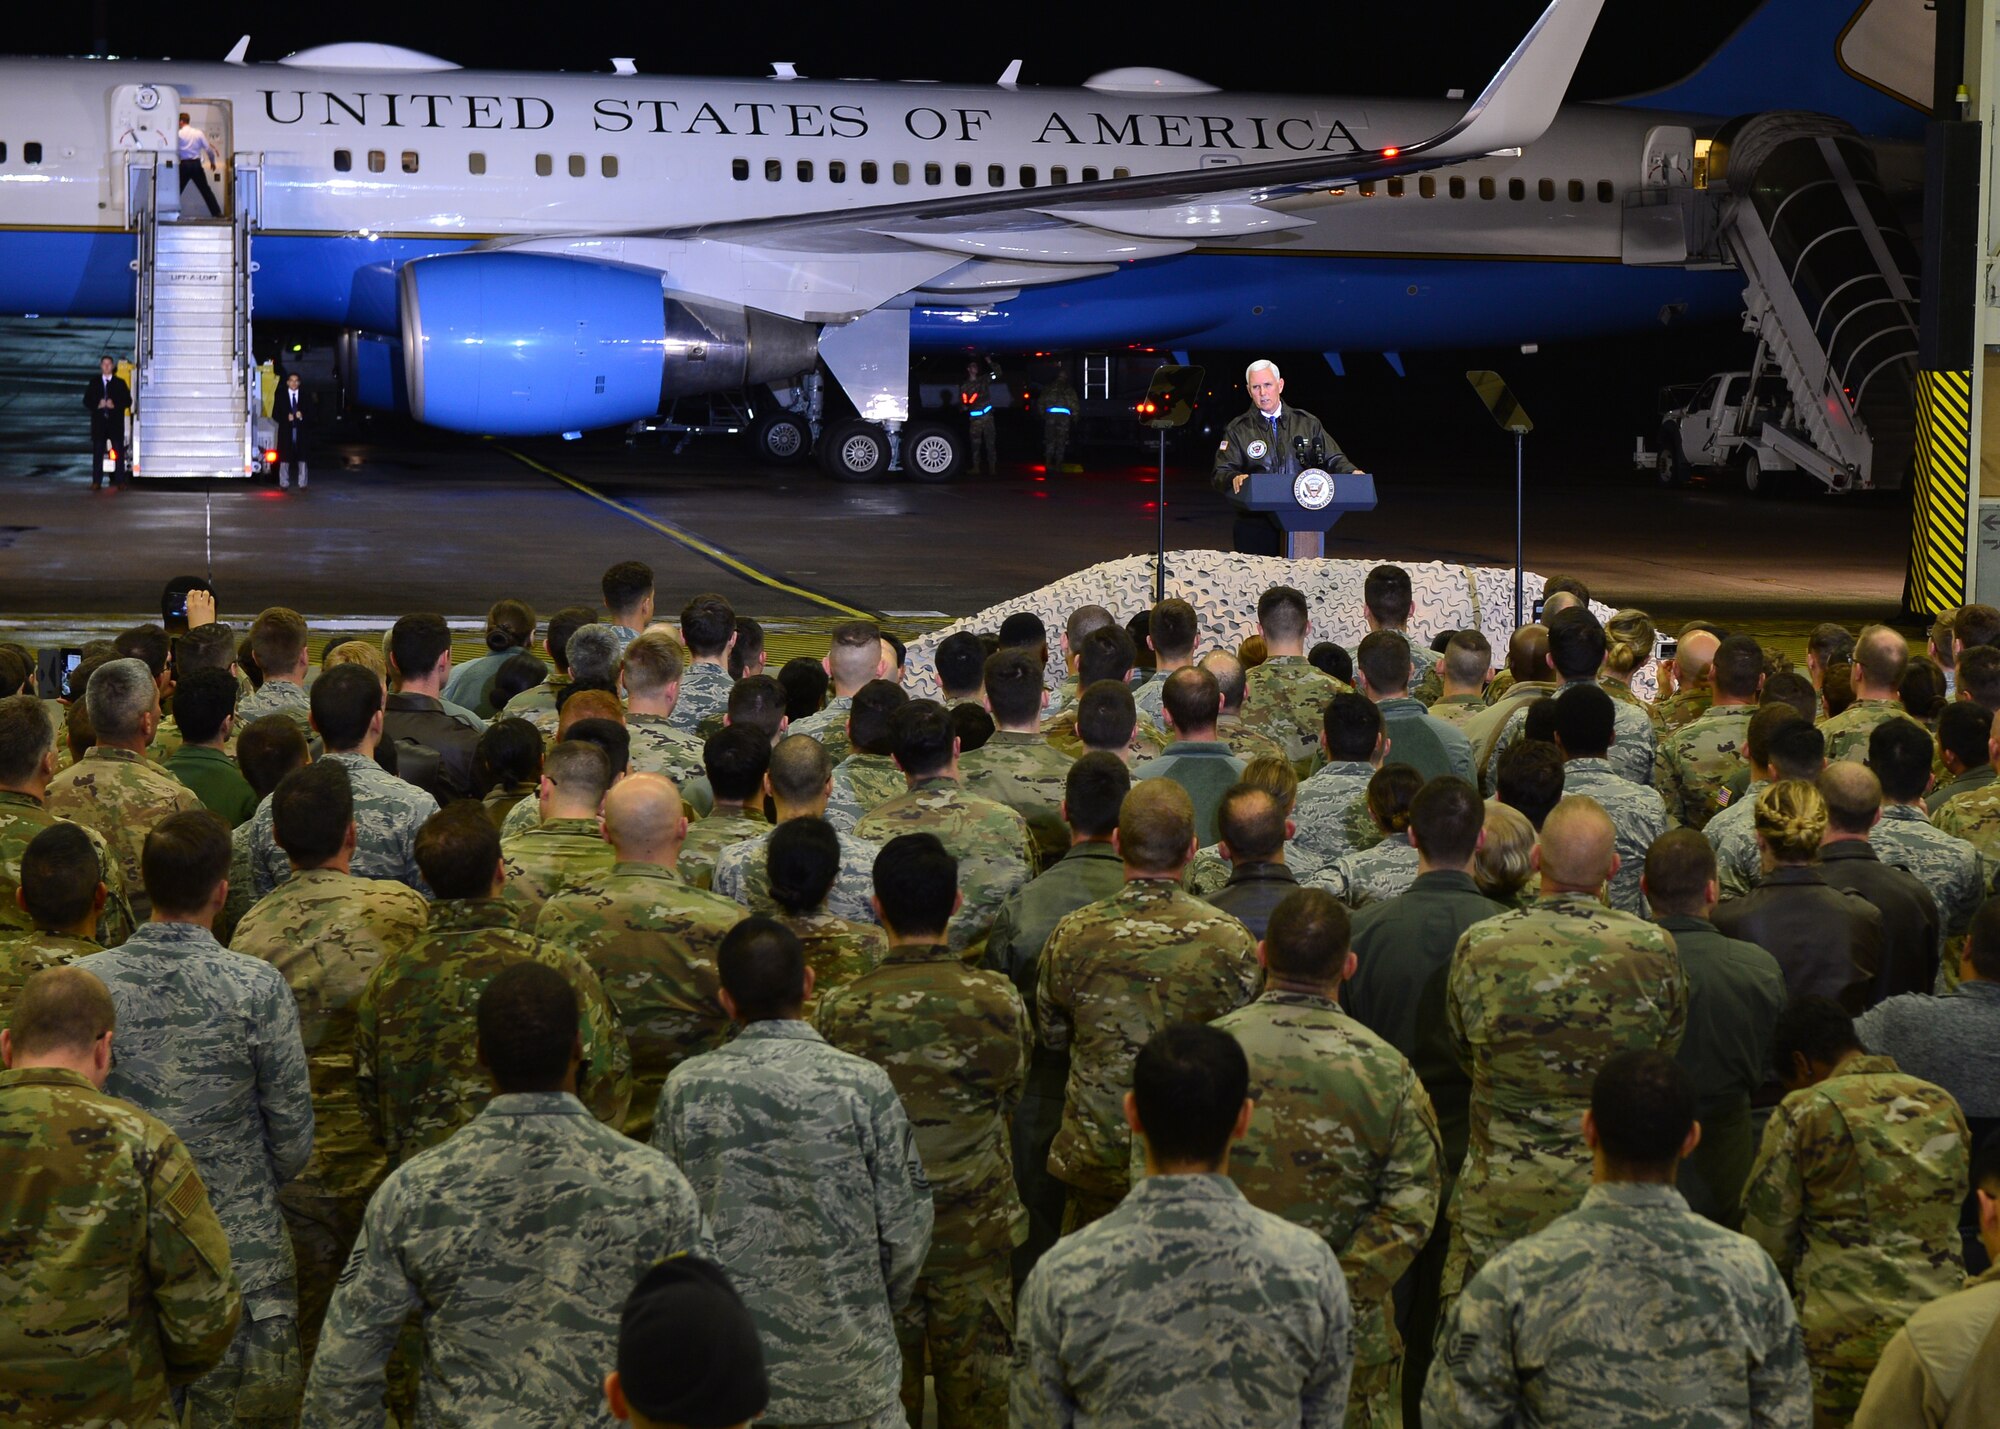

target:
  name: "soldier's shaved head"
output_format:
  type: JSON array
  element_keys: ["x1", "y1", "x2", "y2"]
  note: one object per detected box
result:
[
  {"x1": 4, "y1": 967, "x2": 115, "y2": 1066},
  {"x1": 602, "y1": 772, "x2": 685, "y2": 860},
  {"x1": 1506, "y1": 625, "x2": 1549, "y2": 685},
  {"x1": 1816, "y1": 762, "x2": 1880, "y2": 835},
  {"x1": 1200, "y1": 649, "x2": 1248, "y2": 712},
  {"x1": 1851, "y1": 624, "x2": 1909, "y2": 695},
  {"x1": 1117, "y1": 779, "x2": 1197, "y2": 874},
  {"x1": 767, "y1": 734, "x2": 833, "y2": 807},
  {"x1": 1674, "y1": 630, "x2": 1720, "y2": 686},
  {"x1": 1537, "y1": 796, "x2": 1618, "y2": 890}
]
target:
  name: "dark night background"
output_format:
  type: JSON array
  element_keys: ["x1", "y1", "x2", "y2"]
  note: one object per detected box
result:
[{"x1": 10, "y1": 2, "x2": 1786, "y2": 479}]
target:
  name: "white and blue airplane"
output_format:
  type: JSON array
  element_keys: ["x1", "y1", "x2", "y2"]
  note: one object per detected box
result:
[{"x1": 0, "y1": 0, "x2": 1931, "y2": 474}]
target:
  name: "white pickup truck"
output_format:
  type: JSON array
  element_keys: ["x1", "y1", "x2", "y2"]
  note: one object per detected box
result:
[{"x1": 1637, "y1": 370, "x2": 1853, "y2": 495}]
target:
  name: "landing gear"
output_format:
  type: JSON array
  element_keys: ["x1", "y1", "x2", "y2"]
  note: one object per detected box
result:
[
  {"x1": 748, "y1": 409, "x2": 811, "y2": 465},
  {"x1": 902, "y1": 421, "x2": 964, "y2": 482},
  {"x1": 820, "y1": 418, "x2": 891, "y2": 482}
]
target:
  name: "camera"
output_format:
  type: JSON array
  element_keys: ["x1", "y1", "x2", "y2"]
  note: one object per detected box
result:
[{"x1": 1532, "y1": 596, "x2": 1546, "y2": 622}]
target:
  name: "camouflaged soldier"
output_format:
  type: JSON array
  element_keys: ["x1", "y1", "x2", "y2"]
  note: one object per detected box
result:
[
  {"x1": 1422, "y1": 630, "x2": 1495, "y2": 731},
  {"x1": 535, "y1": 773, "x2": 743, "y2": 1139},
  {"x1": 826, "y1": 678, "x2": 910, "y2": 833},
  {"x1": 45, "y1": 659, "x2": 205, "y2": 923},
  {"x1": 619, "y1": 629, "x2": 708, "y2": 784},
  {"x1": 1045, "y1": 677, "x2": 1167, "y2": 770},
  {"x1": 355, "y1": 804, "x2": 629, "y2": 1167},
  {"x1": 497, "y1": 603, "x2": 595, "y2": 720},
  {"x1": 1426, "y1": 1051, "x2": 1812, "y2": 1428},
  {"x1": 1553, "y1": 685, "x2": 1671, "y2": 917},
  {"x1": 304, "y1": 962, "x2": 709, "y2": 1429},
  {"x1": 1013, "y1": 1022, "x2": 1354, "y2": 1428},
  {"x1": 1869, "y1": 717, "x2": 1984, "y2": 945},
  {"x1": 1314, "y1": 764, "x2": 1424, "y2": 910},
  {"x1": 234, "y1": 607, "x2": 315, "y2": 737},
  {"x1": 1487, "y1": 609, "x2": 1659, "y2": 793},
  {"x1": 1653, "y1": 627, "x2": 1720, "y2": 733},
  {"x1": 857, "y1": 699, "x2": 1033, "y2": 956},
  {"x1": 243, "y1": 666, "x2": 440, "y2": 897},
  {"x1": 1292, "y1": 694, "x2": 1389, "y2": 871},
  {"x1": 1200, "y1": 648, "x2": 1293, "y2": 764},
  {"x1": 1361, "y1": 563, "x2": 1440, "y2": 691},
  {"x1": 1708, "y1": 709, "x2": 1823, "y2": 899},
  {"x1": 1600, "y1": 608, "x2": 1666, "y2": 731},
  {"x1": 1045, "y1": 629, "x2": 1171, "y2": 764},
  {"x1": 713, "y1": 734, "x2": 882, "y2": 926},
  {"x1": 228, "y1": 761, "x2": 428, "y2": 1357},
  {"x1": 1929, "y1": 698, "x2": 1997, "y2": 813},
  {"x1": 1819, "y1": 625, "x2": 1924, "y2": 762},
  {"x1": 76, "y1": 810, "x2": 316, "y2": 1428},
  {"x1": 0, "y1": 822, "x2": 107, "y2": 1026},
  {"x1": 654, "y1": 917, "x2": 934, "y2": 1429},
  {"x1": 762, "y1": 816, "x2": 887, "y2": 1018},
  {"x1": 1743, "y1": 997, "x2": 1970, "y2": 1425},
  {"x1": 963, "y1": 647, "x2": 1077, "y2": 870},
  {"x1": 817, "y1": 834, "x2": 1031, "y2": 1427},
  {"x1": 1183, "y1": 753, "x2": 1332, "y2": 897},
  {"x1": 498, "y1": 738, "x2": 617, "y2": 914},
  {"x1": 672, "y1": 593, "x2": 740, "y2": 733},
  {"x1": 0, "y1": 695, "x2": 136, "y2": 947},
  {"x1": 1656, "y1": 635, "x2": 1763, "y2": 830},
  {"x1": 1039, "y1": 780, "x2": 1260, "y2": 1230},
  {"x1": 1241, "y1": 585, "x2": 1351, "y2": 775},
  {"x1": 1216, "y1": 890, "x2": 1442, "y2": 1429},
  {"x1": 1133, "y1": 598, "x2": 1200, "y2": 728},
  {"x1": 791, "y1": 620, "x2": 891, "y2": 766},
  {"x1": 0, "y1": 967, "x2": 243, "y2": 1429},
  {"x1": 1444, "y1": 797, "x2": 1688, "y2": 1306},
  {"x1": 680, "y1": 725, "x2": 778, "y2": 890}
]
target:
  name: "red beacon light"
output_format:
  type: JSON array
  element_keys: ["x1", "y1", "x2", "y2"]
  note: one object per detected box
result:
[{"x1": 1381, "y1": 146, "x2": 1400, "y2": 158}]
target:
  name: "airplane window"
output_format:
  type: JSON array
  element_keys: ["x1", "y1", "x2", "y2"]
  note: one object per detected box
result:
[
  {"x1": 1597, "y1": 180, "x2": 1615, "y2": 203},
  {"x1": 1387, "y1": 178, "x2": 1404, "y2": 197},
  {"x1": 1113, "y1": 167, "x2": 1129, "y2": 179},
  {"x1": 1051, "y1": 166, "x2": 1068, "y2": 184},
  {"x1": 602, "y1": 155, "x2": 618, "y2": 178},
  {"x1": 829, "y1": 160, "x2": 846, "y2": 183},
  {"x1": 1449, "y1": 176, "x2": 1465, "y2": 198},
  {"x1": 537, "y1": 154, "x2": 553, "y2": 177},
  {"x1": 24, "y1": 142, "x2": 41, "y2": 165},
  {"x1": 368, "y1": 150, "x2": 386, "y2": 174},
  {"x1": 955, "y1": 163, "x2": 972, "y2": 187},
  {"x1": 1081, "y1": 167, "x2": 1099, "y2": 182},
  {"x1": 402, "y1": 152, "x2": 419, "y2": 174},
  {"x1": 861, "y1": 161, "x2": 878, "y2": 184},
  {"x1": 1478, "y1": 177, "x2": 1494, "y2": 199},
  {"x1": 1567, "y1": 179, "x2": 1584, "y2": 202},
  {"x1": 988, "y1": 164, "x2": 1004, "y2": 187},
  {"x1": 334, "y1": 150, "x2": 352, "y2": 173},
  {"x1": 732, "y1": 158, "x2": 748, "y2": 181},
  {"x1": 1020, "y1": 166, "x2": 1035, "y2": 187},
  {"x1": 1419, "y1": 176, "x2": 1435, "y2": 198},
  {"x1": 797, "y1": 159, "x2": 813, "y2": 182},
  {"x1": 893, "y1": 161, "x2": 910, "y2": 185},
  {"x1": 569, "y1": 154, "x2": 586, "y2": 178},
  {"x1": 0, "y1": 143, "x2": 7, "y2": 163},
  {"x1": 1537, "y1": 178, "x2": 1554, "y2": 201},
  {"x1": 468, "y1": 152, "x2": 486, "y2": 175},
  {"x1": 1507, "y1": 178, "x2": 1524, "y2": 200},
  {"x1": 924, "y1": 162, "x2": 941, "y2": 185},
  {"x1": 765, "y1": 158, "x2": 781, "y2": 181}
]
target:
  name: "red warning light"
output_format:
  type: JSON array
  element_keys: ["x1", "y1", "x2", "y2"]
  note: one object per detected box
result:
[
  {"x1": 1382, "y1": 146, "x2": 1400, "y2": 158},
  {"x1": 263, "y1": 449, "x2": 279, "y2": 462}
]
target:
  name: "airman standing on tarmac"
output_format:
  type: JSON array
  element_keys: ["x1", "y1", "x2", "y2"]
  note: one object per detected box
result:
[
  {"x1": 962, "y1": 357, "x2": 1001, "y2": 477},
  {"x1": 1040, "y1": 367, "x2": 1079, "y2": 472}
]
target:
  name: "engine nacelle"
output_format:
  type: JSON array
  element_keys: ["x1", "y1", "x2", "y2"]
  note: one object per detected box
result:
[{"x1": 398, "y1": 252, "x2": 819, "y2": 435}]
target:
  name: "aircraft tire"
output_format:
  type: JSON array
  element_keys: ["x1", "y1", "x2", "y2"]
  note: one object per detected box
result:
[
  {"x1": 902, "y1": 421, "x2": 964, "y2": 482},
  {"x1": 748, "y1": 409, "x2": 812, "y2": 465},
  {"x1": 820, "y1": 418, "x2": 891, "y2": 482}
]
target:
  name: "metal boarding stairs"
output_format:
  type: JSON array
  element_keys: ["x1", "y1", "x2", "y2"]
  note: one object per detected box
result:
[{"x1": 125, "y1": 154, "x2": 261, "y2": 480}]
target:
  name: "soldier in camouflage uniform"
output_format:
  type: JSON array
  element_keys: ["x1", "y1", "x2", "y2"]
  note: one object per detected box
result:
[
  {"x1": 1013, "y1": 1021, "x2": 1354, "y2": 1428},
  {"x1": 1443, "y1": 796, "x2": 1687, "y2": 1308},
  {"x1": 826, "y1": 679, "x2": 911, "y2": 833},
  {"x1": 817, "y1": 834, "x2": 1031, "y2": 1426},
  {"x1": 1312, "y1": 764, "x2": 1423, "y2": 911},
  {"x1": 1200, "y1": 649, "x2": 1293, "y2": 764},
  {"x1": 535, "y1": 773, "x2": 742, "y2": 1139},
  {"x1": 355, "y1": 804, "x2": 629, "y2": 1167},
  {"x1": 713, "y1": 735, "x2": 882, "y2": 925},
  {"x1": 0, "y1": 967, "x2": 244, "y2": 1429},
  {"x1": 242, "y1": 666, "x2": 441, "y2": 897},
  {"x1": 228, "y1": 761, "x2": 428, "y2": 1357},
  {"x1": 857, "y1": 700, "x2": 1033, "y2": 956},
  {"x1": 1240, "y1": 585, "x2": 1350, "y2": 775},
  {"x1": 1932, "y1": 775, "x2": 2000, "y2": 923},
  {"x1": 679, "y1": 725, "x2": 776, "y2": 889},
  {"x1": 497, "y1": 603, "x2": 595, "y2": 722},
  {"x1": 671, "y1": 593, "x2": 740, "y2": 733},
  {"x1": 963, "y1": 648, "x2": 1077, "y2": 871},
  {"x1": 1038, "y1": 781, "x2": 1260, "y2": 1231},
  {"x1": 0, "y1": 723, "x2": 136, "y2": 944},
  {"x1": 235, "y1": 607, "x2": 315, "y2": 736},
  {"x1": 654, "y1": 917, "x2": 933, "y2": 1429},
  {"x1": 304, "y1": 962, "x2": 709, "y2": 1428},
  {"x1": 75, "y1": 810, "x2": 316, "y2": 1428},
  {"x1": 1420, "y1": 630, "x2": 1496, "y2": 730},
  {"x1": 1292, "y1": 694, "x2": 1388, "y2": 871},
  {"x1": 1215, "y1": 889, "x2": 1442, "y2": 1429},
  {"x1": 754, "y1": 815, "x2": 886, "y2": 1018},
  {"x1": 791, "y1": 620, "x2": 891, "y2": 766},
  {"x1": 1706, "y1": 709, "x2": 1823, "y2": 899},
  {"x1": 1868, "y1": 717, "x2": 1983, "y2": 950},
  {"x1": 498, "y1": 738, "x2": 617, "y2": 913},
  {"x1": 44, "y1": 659, "x2": 205, "y2": 923},
  {"x1": 1427, "y1": 1050, "x2": 1812, "y2": 1427},
  {"x1": 1133, "y1": 598, "x2": 1199, "y2": 728},
  {"x1": 1553, "y1": 685, "x2": 1671, "y2": 917},
  {"x1": 1742, "y1": 996, "x2": 1970, "y2": 1424},
  {"x1": 1487, "y1": 611, "x2": 1659, "y2": 793},
  {"x1": 1043, "y1": 625, "x2": 1170, "y2": 762},
  {"x1": 1818, "y1": 624, "x2": 1922, "y2": 763},
  {"x1": 1182, "y1": 752, "x2": 1332, "y2": 896},
  {"x1": 1655, "y1": 635, "x2": 1763, "y2": 830},
  {"x1": 620, "y1": 629, "x2": 709, "y2": 784},
  {"x1": 0, "y1": 822, "x2": 106, "y2": 1024}
]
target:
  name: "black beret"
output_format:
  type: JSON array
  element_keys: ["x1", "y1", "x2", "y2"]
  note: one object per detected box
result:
[{"x1": 617, "y1": 1256, "x2": 768, "y2": 1426}]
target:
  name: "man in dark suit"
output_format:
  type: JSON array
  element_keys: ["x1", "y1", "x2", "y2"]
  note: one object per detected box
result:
[
  {"x1": 83, "y1": 356, "x2": 130, "y2": 488},
  {"x1": 275, "y1": 371, "x2": 308, "y2": 489}
]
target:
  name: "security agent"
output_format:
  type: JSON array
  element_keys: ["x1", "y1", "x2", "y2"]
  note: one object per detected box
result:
[
  {"x1": 83, "y1": 355, "x2": 131, "y2": 488},
  {"x1": 1212, "y1": 359, "x2": 1366, "y2": 554}
]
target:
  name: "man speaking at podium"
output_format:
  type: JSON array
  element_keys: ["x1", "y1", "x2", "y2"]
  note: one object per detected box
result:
[{"x1": 1213, "y1": 359, "x2": 1365, "y2": 554}]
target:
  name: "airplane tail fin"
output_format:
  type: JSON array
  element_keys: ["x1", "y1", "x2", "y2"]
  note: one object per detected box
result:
[{"x1": 1619, "y1": 0, "x2": 1932, "y2": 140}]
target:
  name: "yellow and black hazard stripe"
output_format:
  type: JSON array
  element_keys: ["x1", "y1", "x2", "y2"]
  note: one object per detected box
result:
[{"x1": 1908, "y1": 368, "x2": 1973, "y2": 617}]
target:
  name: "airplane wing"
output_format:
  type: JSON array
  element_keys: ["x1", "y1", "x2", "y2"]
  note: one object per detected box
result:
[{"x1": 486, "y1": 0, "x2": 1603, "y2": 317}]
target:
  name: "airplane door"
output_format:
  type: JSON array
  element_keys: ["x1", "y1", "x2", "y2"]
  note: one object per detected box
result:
[
  {"x1": 1641, "y1": 125, "x2": 1694, "y2": 189},
  {"x1": 179, "y1": 99, "x2": 233, "y2": 218},
  {"x1": 109, "y1": 83, "x2": 179, "y2": 220}
]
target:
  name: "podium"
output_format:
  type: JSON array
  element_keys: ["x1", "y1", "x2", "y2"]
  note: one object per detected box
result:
[{"x1": 1232, "y1": 470, "x2": 1378, "y2": 559}]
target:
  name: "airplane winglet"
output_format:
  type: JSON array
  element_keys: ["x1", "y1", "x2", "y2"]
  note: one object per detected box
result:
[
  {"x1": 224, "y1": 35, "x2": 251, "y2": 65},
  {"x1": 771, "y1": 62, "x2": 800, "y2": 80},
  {"x1": 612, "y1": 57, "x2": 637, "y2": 76},
  {"x1": 1418, "y1": 0, "x2": 1605, "y2": 159},
  {"x1": 998, "y1": 60, "x2": 1022, "y2": 89}
]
